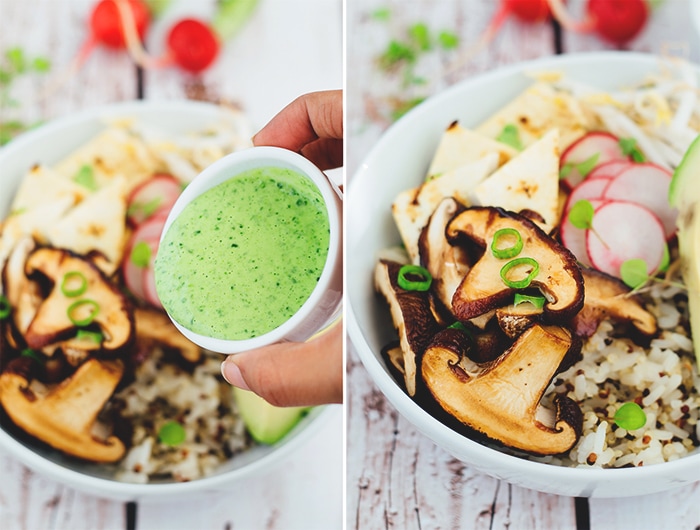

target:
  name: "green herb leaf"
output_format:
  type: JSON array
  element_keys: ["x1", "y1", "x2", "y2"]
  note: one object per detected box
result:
[
  {"x1": 568, "y1": 199, "x2": 595, "y2": 230},
  {"x1": 378, "y1": 40, "x2": 416, "y2": 70},
  {"x1": 73, "y1": 165, "x2": 98, "y2": 191},
  {"x1": 390, "y1": 96, "x2": 425, "y2": 121},
  {"x1": 658, "y1": 243, "x2": 670, "y2": 273},
  {"x1": 131, "y1": 241, "x2": 152, "y2": 268},
  {"x1": 619, "y1": 137, "x2": 646, "y2": 163},
  {"x1": 31, "y1": 56, "x2": 50, "y2": 73},
  {"x1": 496, "y1": 124, "x2": 523, "y2": 151},
  {"x1": 613, "y1": 402, "x2": 647, "y2": 431},
  {"x1": 371, "y1": 7, "x2": 391, "y2": 21},
  {"x1": 408, "y1": 23, "x2": 431, "y2": 51},
  {"x1": 576, "y1": 152, "x2": 600, "y2": 179},
  {"x1": 437, "y1": 31, "x2": 459, "y2": 50},
  {"x1": 5, "y1": 47, "x2": 26, "y2": 73},
  {"x1": 620, "y1": 258, "x2": 649, "y2": 289},
  {"x1": 158, "y1": 420, "x2": 186, "y2": 446},
  {"x1": 0, "y1": 293, "x2": 10, "y2": 320},
  {"x1": 143, "y1": 0, "x2": 173, "y2": 17}
]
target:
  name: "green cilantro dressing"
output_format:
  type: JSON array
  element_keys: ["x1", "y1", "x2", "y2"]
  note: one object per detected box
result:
[{"x1": 155, "y1": 167, "x2": 330, "y2": 340}]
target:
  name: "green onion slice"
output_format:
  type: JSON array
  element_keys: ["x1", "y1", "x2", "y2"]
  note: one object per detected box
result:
[
  {"x1": 513, "y1": 293, "x2": 546, "y2": 309},
  {"x1": 490, "y1": 228, "x2": 523, "y2": 259},
  {"x1": 21, "y1": 348, "x2": 45, "y2": 366},
  {"x1": 0, "y1": 294, "x2": 10, "y2": 320},
  {"x1": 158, "y1": 420, "x2": 187, "y2": 446},
  {"x1": 397, "y1": 264, "x2": 432, "y2": 292},
  {"x1": 613, "y1": 402, "x2": 647, "y2": 431},
  {"x1": 67, "y1": 299, "x2": 100, "y2": 327},
  {"x1": 76, "y1": 329, "x2": 103, "y2": 343},
  {"x1": 61, "y1": 271, "x2": 88, "y2": 297},
  {"x1": 500, "y1": 257, "x2": 540, "y2": 289}
]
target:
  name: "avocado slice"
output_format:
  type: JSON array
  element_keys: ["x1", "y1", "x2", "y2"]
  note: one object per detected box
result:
[
  {"x1": 233, "y1": 387, "x2": 310, "y2": 445},
  {"x1": 669, "y1": 133, "x2": 700, "y2": 367}
]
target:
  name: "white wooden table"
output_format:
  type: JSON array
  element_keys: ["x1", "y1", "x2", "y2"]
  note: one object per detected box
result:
[
  {"x1": 347, "y1": 1, "x2": 700, "y2": 529},
  {"x1": 0, "y1": 1, "x2": 343, "y2": 529}
]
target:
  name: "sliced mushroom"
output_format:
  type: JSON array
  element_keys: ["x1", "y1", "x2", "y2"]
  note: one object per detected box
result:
[
  {"x1": 24, "y1": 248, "x2": 134, "y2": 351},
  {"x1": 375, "y1": 259, "x2": 440, "y2": 397},
  {"x1": 495, "y1": 303, "x2": 543, "y2": 339},
  {"x1": 447, "y1": 207, "x2": 584, "y2": 324},
  {"x1": 572, "y1": 268, "x2": 658, "y2": 338},
  {"x1": 422, "y1": 324, "x2": 582, "y2": 455},
  {"x1": 0, "y1": 357, "x2": 126, "y2": 462},
  {"x1": 135, "y1": 307, "x2": 201, "y2": 363},
  {"x1": 2, "y1": 236, "x2": 42, "y2": 341},
  {"x1": 418, "y1": 197, "x2": 471, "y2": 317}
]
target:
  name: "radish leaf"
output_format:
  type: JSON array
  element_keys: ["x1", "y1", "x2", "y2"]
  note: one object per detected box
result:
[
  {"x1": 568, "y1": 199, "x2": 595, "y2": 229},
  {"x1": 620, "y1": 258, "x2": 649, "y2": 288}
]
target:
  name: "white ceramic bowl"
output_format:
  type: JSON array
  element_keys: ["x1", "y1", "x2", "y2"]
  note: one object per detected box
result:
[
  {"x1": 0, "y1": 100, "x2": 335, "y2": 501},
  {"x1": 347, "y1": 52, "x2": 700, "y2": 498},
  {"x1": 158, "y1": 146, "x2": 343, "y2": 354}
]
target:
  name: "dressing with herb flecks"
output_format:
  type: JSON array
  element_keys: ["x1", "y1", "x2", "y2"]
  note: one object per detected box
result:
[{"x1": 155, "y1": 167, "x2": 330, "y2": 340}]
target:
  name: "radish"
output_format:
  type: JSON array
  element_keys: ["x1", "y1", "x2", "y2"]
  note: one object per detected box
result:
[
  {"x1": 122, "y1": 214, "x2": 167, "y2": 305},
  {"x1": 126, "y1": 173, "x2": 181, "y2": 226},
  {"x1": 601, "y1": 163, "x2": 677, "y2": 239},
  {"x1": 586, "y1": 200, "x2": 666, "y2": 278},
  {"x1": 560, "y1": 132, "x2": 628, "y2": 190},
  {"x1": 560, "y1": 198, "x2": 605, "y2": 267},
  {"x1": 166, "y1": 18, "x2": 220, "y2": 73},
  {"x1": 586, "y1": 0, "x2": 649, "y2": 45},
  {"x1": 564, "y1": 177, "x2": 608, "y2": 210},
  {"x1": 586, "y1": 160, "x2": 632, "y2": 181}
]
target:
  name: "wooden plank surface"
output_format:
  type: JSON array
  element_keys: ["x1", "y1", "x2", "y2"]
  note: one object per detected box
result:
[
  {"x1": 346, "y1": 1, "x2": 700, "y2": 529},
  {"x1": 0, "y1": 1, "x2": 343, "y2": 529}
]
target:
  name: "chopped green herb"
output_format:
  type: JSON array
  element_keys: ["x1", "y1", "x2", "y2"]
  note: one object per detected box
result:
[
  {"x1": 448, "y1": 321, "x2": 469, "y2": 332},
  {"x1": 5, "y1": 48, "x2": 26, "y2": 74},
  {"x1": 371, "y1": 7, "x2": 392, "y2": 21},
  {"x1": 73, "y1": 165, "x2": 98, "y2": 191},
  {"x1": 496, "y1": 124, "x2": 523, "y2": 151},
  {"x1": 0, "y1": 294, "x2": 10, "y2": 320},
  {"x1": 513, "y1": 293, "x2": 546, "y2": 309},
  {"x1": 378, "y1": 40, "x2": 416, "y2": 71},
  {"x1": 620, "y1": 258, "x2": 649, "y2": 289},
  {"x1": 143, "y1": 0, "x2": 174, "y2": 17},
  {"x1": 21, "y1": 348, "x2": 45, "y2": 365},
  {"x1": 211, "y1": 0, "x2": 259, "y2": 41},
  {"x1": 437, "y1": 31, "x2": 459, "y2": 50},
  {"x1": 158, "y1": 420, "x2": 187, "y2": 446},
  {"x1": 408, "y1": 23, "x2": 431, "y2": 51},
  {"x1": 619, "y1": 137, "x2": 646, "y2": 163},
  {"x1": 390, "y1": 97, "x2": 425, "y2": 121},
  {"x1": 131, "y1": 241, "x2": 152, "y2": 268},
  {"x1": 613, "y1": 402, "x2": 646, "y2": 431},
  {"x1": 568, "y1": 199, "x2": 595, "y2": 230},
  {"x1": 32, "y1": 56, "x2": 51, "y2": 72}
]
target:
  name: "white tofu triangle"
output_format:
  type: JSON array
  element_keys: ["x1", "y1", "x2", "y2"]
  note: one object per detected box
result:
[
  {"x1": 393, "y1": 153, "x2": 499, "y2": 263},
  {"x1": 473, "y1": 129, "x2": 561, "y2": 234}
]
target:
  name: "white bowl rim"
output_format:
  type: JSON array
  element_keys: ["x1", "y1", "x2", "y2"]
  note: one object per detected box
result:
[
  {"x1": 0, "y1": 99, "x2": 336, "y2": 499},
  {"x1": 347, "y1": 50, "x2": 700, "y2": 493}
]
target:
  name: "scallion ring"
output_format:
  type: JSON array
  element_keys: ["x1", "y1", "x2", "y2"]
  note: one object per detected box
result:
[
  {"x1": 513, "y1": 293, "x2": 546, "y2": 309},
  {"x1": 67, "y1": 299, "x2": 100, "y2": 327},
  {"x1": 490, "y1": 228, "x2": 523, "y2": 259},
  {"x1": 397, "y1": 264, "x2": 432, "y2": 292},
  {"x1": 61, "y1": 271, "x2": 88, "y2": 298},
  {"x1": 500, "y1": 257, "x2": 540, "y2": 289},
  {"x1": 0, "y1": 294, "x2": 10, "y2": 320},
  {"x1": 76, "y1": 329, "x2": 103, "y2": 343}
]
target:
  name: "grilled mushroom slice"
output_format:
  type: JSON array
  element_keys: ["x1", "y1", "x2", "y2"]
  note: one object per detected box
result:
[
  {"x1": 447, "y1": 207, "x2": 584, "y2": 324},
  {"x1": 418, "y1": 197, "x2": 471, "y2": 317},
  {"x1": 0, "y1": 356, "x2": 125, "y2": 462},
  {"x1": 495, "y1": 303, "x2": 543, "y2": 339},
  {"x1": 375, "y1": 259, "x2": 440, "y2": 397},
  {"x1": 135, "y1": 307, "x2": 201, "y2": 363},
  {"x1": 422, "y1": 324, "x2": 582, "y2": 455},
  {"x1": 23, "y1": 248, "x2": 134, "y2": 351},
  {"x1": 572, "y1": 268, "x2": 658, "y2": 338},
  {"x1": 2, "y1": 237, "x2": 42, "y2": 346}
]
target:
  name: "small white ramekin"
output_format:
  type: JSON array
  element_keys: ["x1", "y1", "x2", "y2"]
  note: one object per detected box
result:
[{"x1": 158, "y1": 146, "x2": 343, "y2": 354}]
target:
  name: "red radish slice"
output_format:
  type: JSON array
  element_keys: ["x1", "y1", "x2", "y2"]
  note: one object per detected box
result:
[
  {"x1": 586, "y1": 201, "x2": 665, "y2": 278},
  {"x1": 560, "y1": 132, "x2": 628, "y2": 190},
  {"x1": 586, "y1": 160, "x2": 633, "y2": 181},
  {"x1": 126, "y1": 173, "x2": 181, "y2": 226},
  {"x1": 560, "y1": 199, "x2": 605, "y2": 267},
  {"x1": 122, "y1": 214, "x2": 168, "y2": 305},
  {"x1": 601, "y1": 163, "x2": 677, "y2": 239},
  {"x1": 565, "y1": 178, "x2": 608, "y2": 212},
  {"x1": 141, "y1": 239, "x2": 162, "y2": 309}
]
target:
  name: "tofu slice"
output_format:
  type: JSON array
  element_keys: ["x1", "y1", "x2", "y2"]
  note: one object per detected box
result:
[
  {"x1": 476, "y1": 82, "x2": 590, "y2": 152},
  {"x1": 393, "y1": 153, "x2": 499, "y2": 263},
  {"x1": 426, "y1": 121, "x2": 517, "y2": 180},
  {"x1": 472, "y1": 129, "x2": 561, "y2": 234}
]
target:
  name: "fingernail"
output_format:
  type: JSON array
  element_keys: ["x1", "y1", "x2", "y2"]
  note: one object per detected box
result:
[{"x1": 221, "y1": 359, "x2": 250, "y2": 391}]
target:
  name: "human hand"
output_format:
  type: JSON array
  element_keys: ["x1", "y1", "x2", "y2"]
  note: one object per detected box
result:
[{"x1": 220, "y1": 89, "x2": 343, "y2": 407}]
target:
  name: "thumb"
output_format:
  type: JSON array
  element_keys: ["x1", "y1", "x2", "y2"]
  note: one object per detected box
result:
[{"x1": 220, "y1": 321, "x2": 343, "y2": 407}]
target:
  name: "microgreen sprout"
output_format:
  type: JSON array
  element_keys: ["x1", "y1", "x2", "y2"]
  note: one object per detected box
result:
[
  {"x1": 619, "y1": 137, "x2": 646, "y2": 163},
  {"x1": 72, "y1": 165, "x2": 98, "y2": 191},
  {"x1": 619, "y1": 243, "x2": 673, "y2": 290},
  {"x1": 158, "y1": 420, "x2": 186, "y2": 446},
  {"x1": 496, "y1": 124, "x2": 523, "y2": 151},
  {"x1": 559, "y1": 153, "x2": 600, "y2": 180},
  {"x1": 131, "y1": 241, "x2": 152, "y2": 268},
  {"x1": 568, "y1": 199, "x2": 609, "y2": 250},
  {"x1": 613, "y1": 402, "x2": 646, "y2": 431}
]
